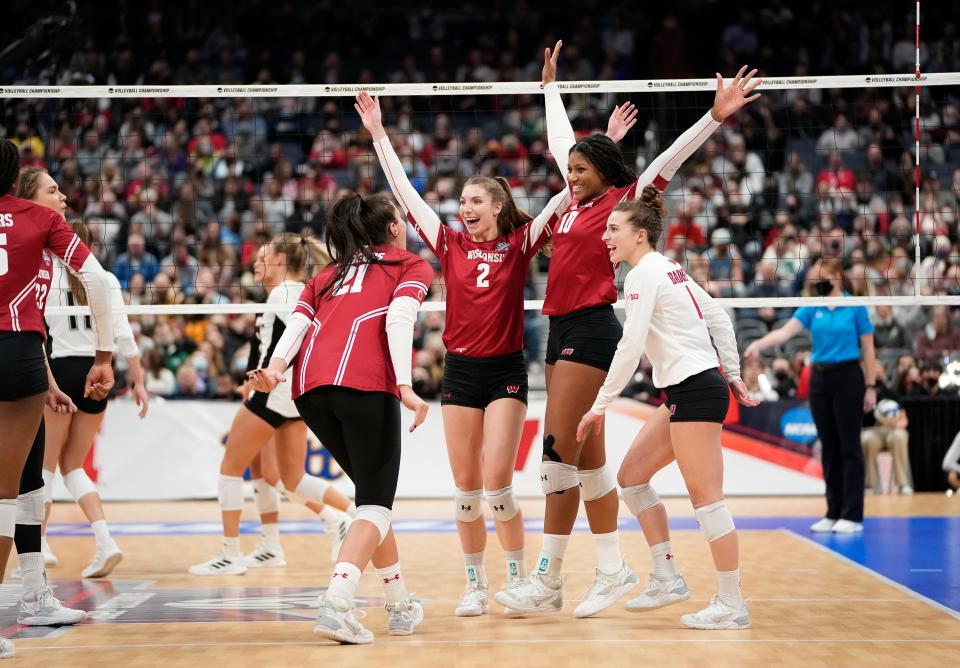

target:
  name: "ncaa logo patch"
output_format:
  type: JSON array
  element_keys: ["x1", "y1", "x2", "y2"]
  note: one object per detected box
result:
[
  {"x1": 560, "y1": 348, "x2": 575, "y2": 356},
  {"x1": 495, "y1": 241, "x2": 511, "y2": 252},
  {"x1": 506, "y1": 385, "x2": 520, "y2": 394}
]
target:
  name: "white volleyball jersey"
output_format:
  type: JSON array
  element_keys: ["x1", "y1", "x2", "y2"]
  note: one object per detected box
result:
[
  {"x1": 248, "y1": 280, "x2": 305, "y2": 418},
  {"x1": 591, "y1": 251, "x2": 741, "y2": 415},
  {"x1": 45, "y1": 261, "x2": 138, "y2": 359}
]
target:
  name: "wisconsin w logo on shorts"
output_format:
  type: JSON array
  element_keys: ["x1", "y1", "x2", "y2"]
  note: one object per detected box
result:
[
  {"x1": 669, "y1": 404, "x2": 677, "y2": 416},
  {"x1": 560, "y1": 348, "x2": 575, "y2": 356},
  {"x1": 506, "y1": 385, "x2": 520, "y2": 394}
]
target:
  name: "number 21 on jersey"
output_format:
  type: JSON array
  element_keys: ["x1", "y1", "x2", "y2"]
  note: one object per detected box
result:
[{"x1": 333, "y1": 263, "x2": 369, "y2": 296}]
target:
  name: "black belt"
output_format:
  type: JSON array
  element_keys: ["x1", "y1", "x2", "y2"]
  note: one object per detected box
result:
[{"x1": 812, "y1": 359, "x2": 860, "y2": 371}]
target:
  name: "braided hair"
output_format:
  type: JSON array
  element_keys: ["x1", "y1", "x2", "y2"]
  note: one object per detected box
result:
[
  {"x1": 612, "y1": 185, "x2": 666, "y2": 246},
  {"x1": 0, "y1": 139, "x2": 21, "y2": 196},
  {"x1": 568, "y1": 135, "x2": 636, "y2": 188}
]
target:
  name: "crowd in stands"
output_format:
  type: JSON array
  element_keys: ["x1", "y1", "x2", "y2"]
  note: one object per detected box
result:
[{"x1": 1, "y1": 2, "x2": 959, "y2": 403}]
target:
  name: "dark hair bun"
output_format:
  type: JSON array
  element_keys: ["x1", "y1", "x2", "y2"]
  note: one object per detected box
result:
[{"x1": 639, "y1": 185, "x2": 666, "y2": 218}]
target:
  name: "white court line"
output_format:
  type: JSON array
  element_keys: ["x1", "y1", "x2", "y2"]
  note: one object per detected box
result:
[
  {"x1": 14, "y1": 638, "x2": 960, "y2": 652},
  {"x1": 778, "y1": 529, "x2": 960, "y2": 622}
]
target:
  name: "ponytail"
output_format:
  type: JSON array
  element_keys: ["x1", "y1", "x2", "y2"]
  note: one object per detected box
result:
[
  {"x1": 66, "y1": 221, "x2": 96, "y2": 306},
  {"x1": 318, "y1": 192, "x2": 401, "y2": 300},
  {"x1": 14, "y1": 166, "x2": 46, "y2": 200},
  {"x1": 463, "y1": 175, "x2": 533, "y2": 237},
  {"x1": 568, "y1": 134, "x2": 636, "y2": 188},
  {"x1": 0, "y1": 140, "x2": 21, "y2": 196},
  {"x1": 270, "y1": 232, "x2": 333, "y2": 281},
  {"x1": 612, "y1": 185, "x2": 666, "y2": 246}
]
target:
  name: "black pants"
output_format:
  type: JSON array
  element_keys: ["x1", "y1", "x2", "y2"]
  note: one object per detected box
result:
[
  {"x1": 14, "y1": 418, "x2": 45, "y2": 554},
  {"x1": 294, "y1": 386, "x2": 401, "y2": 509},
  {"x1": 809, "y1": 360, "x2": 866, "y2": 523}
]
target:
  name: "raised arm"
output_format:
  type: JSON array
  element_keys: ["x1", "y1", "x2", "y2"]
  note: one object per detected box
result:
[
  {"x1": 636, "y1": 65, "x2": 761, "y2": 193},
  {"x1": 542, "y1": 40, "x2": 638, "y2": 183},
  {"x1": 355, "y1": 92, "x2": 445, "y2": 254}
]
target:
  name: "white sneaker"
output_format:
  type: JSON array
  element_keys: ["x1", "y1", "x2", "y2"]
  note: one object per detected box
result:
[
  {"x1": 454, "y1": 585, "x2": 488, "y2": 617},
  {"x1": 573, "y1": 560, "x2": 639, "y2": 618},
  {"x1": 809, "y1": 518, "x2": 837, "y2": 532},
  {"x1": 18, "y1": 587, "x2": 87, "y2": 626},
  {"x1": 313, "y1": 598, "x2": 374, "y2": 645},
  {"x1": 386, "y1": 598, "x2": 423, "y2": 635},
  {"x1": 832, "y1": 519, "x2": 863, "y2": 533},
  {"x1": 243, "y1": 542, "x2": 287, "y2": 569},
  {"x1": 493, "y1": 573, "x2": 564, "y2": 614},
  {"x1": 899, "y1": 485, "x2": 914, "y2": 495},
  {"x1": 188, "y1": 550, "x2": 248, "y2": 576},
  {"x1": 0, "y1": 638, "x2": 14, "y2": 659},
  {"x1": 681, "y1": 595, "x2": 751, "y2": 630},
  {"x1": 626, "y1": 573, "x2": 691, "y2": 611},
  {"x1": 41, "y1": 539, "x2": 58, "y2": 567},
  {"x1": 81, "y1": 546, "x2": 124, "y2": 578},
  {"x1": 325, "y1": 513, "x2": 352, "y2": 562}
]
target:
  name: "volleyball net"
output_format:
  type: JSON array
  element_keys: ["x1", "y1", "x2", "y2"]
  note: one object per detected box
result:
[{"x1": 2, "y1": 73, "x2": 959, "y2": 325}]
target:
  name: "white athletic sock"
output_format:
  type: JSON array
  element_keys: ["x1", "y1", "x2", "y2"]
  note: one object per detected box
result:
[
  {"x1": 261, "y1": 523, "x2": 280, "y2": 547},
  {"x1": 717, "y1": 568, "x2": 743, "y2": 607},
  {"x1": 504, "y1": 548, "x2": 526, "y2": 582},
  {"x1": 223, "y1": 536, "x2": 241, "y2": 558},
  {"x1": 463, "y1": 550, "x2": 487, "y2": 587},
  {"x1": 346, "y1": 502, "x2": 357, "y2": 518},
  {"x1": 90, "y1": 520, "x2": 116, "y2": 550},
  {"x1": 650, "y1": 541, "x2": 678, "y2": 580},
  {"x1": 319, "y1": 505, "x2": 341, "y2": 529},
  {"x1": 326, "y1": 561, "x2": 362, "y2": 611},
  {"x1": 592, "y1": 530, "x2": 623, "y2": 576},
  {"x1": 376, "y1": 562, "x2": 409, "y2": 605},
  {"x1": 535, "y1": 534, "x2": 569, "y2": 580},
  {"x1": 18, "y1": 552, "x2": 46, "y2": 598}
]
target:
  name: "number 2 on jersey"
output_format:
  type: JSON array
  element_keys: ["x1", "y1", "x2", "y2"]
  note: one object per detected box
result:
[
  {"x1": 476, "y1": 262, "x2": 490, "y2": 288},
  {"x1": 333, "y1": 263, "x2": 369, "y2": 296}
]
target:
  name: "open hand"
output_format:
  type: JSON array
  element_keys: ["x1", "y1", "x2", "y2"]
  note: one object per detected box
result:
[
  {"x1": 606, "y1": 102, "x2": 638, "y2": 143},
  {"x1": 730, "y1": 378, "x2": 761, "y2": 407},
  {"x1": 354, "y1": 91, "x2": 386, "y2": 140},
  {"x1": 541, "y1": 40, "x2": 562, "y2": 87},
  {"x1": 132, "y1": 383, "x2": 150, "y2": 419},
  {"x1": 576, "y1": 410, "x2": 603, "y2": 443},
  {"x1": 711, "y1": 65, "x2": 762, "y2": 122},
  {"x1": 247, "y1": 368, "x2": 285, "y2": 393}
]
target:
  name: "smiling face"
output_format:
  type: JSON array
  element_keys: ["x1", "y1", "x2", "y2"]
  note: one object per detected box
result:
[
  {"x1": 30, "y1": 172, "x2": 68, "y2": 218},
  {"x1": 602, "y1": 211, "x2": 645, "y2": 264},
  {"x1": 459, "y1": 183, "x2": 501, "y2": 239},
  {"x1": 567, "y1": 151, "x2": 609, "y2": 201}
]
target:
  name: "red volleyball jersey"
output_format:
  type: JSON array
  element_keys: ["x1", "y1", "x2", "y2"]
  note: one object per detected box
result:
[
  {"x1": 291, "y1": 246, "x2": 432, "y2": 399},
  {"x1": 421, "y1": 219, "x2": 555, "y2": 357},
  {"x1": 542, "y1": 182, "x2": 641, "y2": 316},
  {"x1": 0, "y1": 195, "x2": 89, "y2": 334}
]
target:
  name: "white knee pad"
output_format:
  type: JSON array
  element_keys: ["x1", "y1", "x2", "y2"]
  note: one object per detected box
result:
[
  {"x1": 621, "y1": 483, "x2": 662, "y2": 516},
  {"x1": 577, "y1": 465, "x2": 615, "y2": 502},
  {"x1": 42, "y1": 469, "x2": 54, "y2": 505},
  {"x1": 485, "y1": 485, "x2": 520, "y2": 522},
  {"x1": 0, "y1": 499, "x2": 15, "y2": 538},
  {"x1": 355, "y1": 504, "x2": 392, "y2": 544},
  {"x1": 16, "y1": 488, "x2": 45, "y2": 525},
  {"x1": 253, "y1": 479, "x2": 281, "y2": 515},
  {"x1": 455, "y1": 488, "x2": 484, "y2": 522},
  {"x1": 695, "y1": 500, "x2": 736, "y2": 542},
  {"x1": 63, "y1": 468, "x2": 97, "y2": 501},
  {"x1": 218, "y1": 475, "x2": 244, "y2": 512},
  {"x1": 540, "y1": 461, "x2": 579, "y2": 495},
  {"x1": 291, "y1": 475, "x2": 331, "y2": 505}
]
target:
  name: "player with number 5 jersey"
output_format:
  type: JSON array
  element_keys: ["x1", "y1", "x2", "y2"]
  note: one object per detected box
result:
[
  {"x1": 0, "y1": 141, "x2": 115, "y2": 660},
  {"x1": 355, "y1": 78, "x2": 638, "y2": 617},
  {"x1": 496, "y1": 44, "x2": 762, "y2": 619}
]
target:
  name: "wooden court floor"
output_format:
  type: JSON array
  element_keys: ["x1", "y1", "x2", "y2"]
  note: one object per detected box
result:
[{"x1": 2, "y1": 496, "x2": 958, "y2": 667}]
